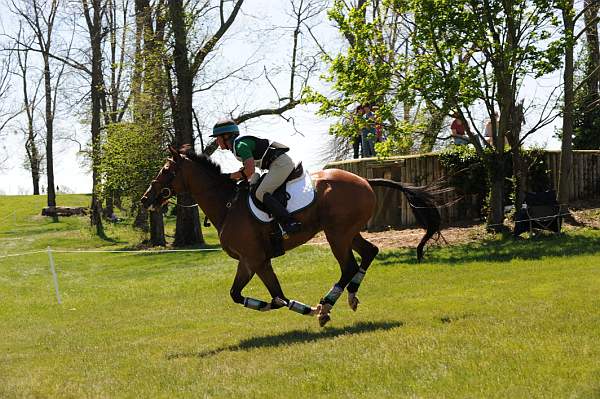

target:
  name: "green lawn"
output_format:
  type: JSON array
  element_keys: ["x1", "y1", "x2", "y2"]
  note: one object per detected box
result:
[{"x1": 1, "y1": 195, "x2": 600, "y2": 398}]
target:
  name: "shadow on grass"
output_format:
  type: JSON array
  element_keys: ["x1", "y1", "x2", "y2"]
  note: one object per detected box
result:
[
  {"x1": 377, "y1": 231, "x2": 600, "y2": 266},
  {"x1": 167, "y1": 320, "x2": 403, "y2": 360}
]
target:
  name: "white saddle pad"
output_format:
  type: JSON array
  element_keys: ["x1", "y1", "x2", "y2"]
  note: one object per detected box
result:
[{"x1": 249, "y1": 170, "x2": 316, "y2": 223}]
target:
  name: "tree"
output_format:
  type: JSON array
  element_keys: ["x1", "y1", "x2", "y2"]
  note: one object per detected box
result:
[
  {"x1": 573, "y1": 0, "x2": 599, "y2": 149},
  {"x1": 15, "y1": 26, "x2": 45, "y2": 194},
  {"x1": 164, "y1": 0, "x2": 245, "y2": 246},
  {"x1": 306, "y1": 0, "x2": 418, "y2": 156},
  {"x1": 12, "y1": 0, "x2": 61, "y2": 212},
  {"x1": 401, "y1": 0, "x2": 561, "y2": 229},
  {"x1": 557, "y1": 0, "x2": 599, "y2": 204},
  {"x1": 127, "y1": 0, "x2": 169, "y2": 245},
  {"x1": 0, "y1": 47, "x2": 18, "y2": 170},
  {"x1": 100, "y1": 121, "x2": 166, "y2": 245},
  {"x1": 80, "y1": 0, "x2": 106, "y2": 234},
  {"x1": 165, "y1": 0, "x2": 321, "y2": 246}
]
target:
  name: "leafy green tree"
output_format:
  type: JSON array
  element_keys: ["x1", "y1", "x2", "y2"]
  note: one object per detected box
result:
[
  {"x1": 403, "y1": 0, "x2": 561, "y2": 229},
  {"x1": 100, "y1": 122, "x2": 167, "y2": 245},
  {"x1": 306, "y1": 0, "x2": 418, "y2": 156}
]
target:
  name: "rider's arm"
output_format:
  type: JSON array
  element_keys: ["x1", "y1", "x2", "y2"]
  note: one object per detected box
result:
[
  {"x1": 230, "y1": 139, "x2": 256, "y2": 181},
  {"x1": 230, "y1": 158, "x2": 256, "y2": 181}
]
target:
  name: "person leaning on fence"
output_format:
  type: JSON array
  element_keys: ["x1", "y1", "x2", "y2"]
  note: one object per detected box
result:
[
  {"x1": 211, "y1": 119, "x2": 302, "y2": 236},
  {"x1": 450, "y1": 112, "x2": 469, "y2": 145}
]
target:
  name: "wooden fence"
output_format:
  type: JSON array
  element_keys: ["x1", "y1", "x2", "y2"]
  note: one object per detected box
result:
[{"x1": 325, "y1": 150, "x2": 600, "y2": 230}]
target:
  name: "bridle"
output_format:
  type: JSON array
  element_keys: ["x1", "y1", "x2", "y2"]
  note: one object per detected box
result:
[
  {"x1": 151, "y1": 161, "x2": 179, "y2": 206},
  {"x1": 152, "y1": 158, "x2": 213, "y2": 225}
]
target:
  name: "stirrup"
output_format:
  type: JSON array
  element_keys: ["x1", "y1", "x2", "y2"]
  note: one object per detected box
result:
[
  {"x1": 284, "y1": 221, "x2": 302, "y2": 234},
  {"x1": 279, "y1": 221, "x2": 302, "y2": 239}
]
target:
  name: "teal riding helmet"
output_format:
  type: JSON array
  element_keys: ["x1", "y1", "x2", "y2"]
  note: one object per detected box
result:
[{"x1": 211, "y1": 119, "x2": 240, "y2": 137}]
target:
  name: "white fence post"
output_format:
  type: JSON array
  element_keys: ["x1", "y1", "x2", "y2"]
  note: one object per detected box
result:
[{"x1": 47, "y1": 246, "x2": 62, "y2": 304}]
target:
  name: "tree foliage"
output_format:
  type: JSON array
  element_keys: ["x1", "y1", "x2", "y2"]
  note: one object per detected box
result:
[{"x1": 99, "y1": 122, "x2": 166, "y2": 207}]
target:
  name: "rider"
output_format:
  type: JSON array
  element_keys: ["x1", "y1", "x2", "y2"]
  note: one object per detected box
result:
[{"x1": 211, "y1": 118, "x2": 302, "y2": 236}]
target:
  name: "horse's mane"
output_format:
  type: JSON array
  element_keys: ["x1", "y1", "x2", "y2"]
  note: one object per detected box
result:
[{"x1": 179, "y1": 145, "x2": 224, "y2": 177}]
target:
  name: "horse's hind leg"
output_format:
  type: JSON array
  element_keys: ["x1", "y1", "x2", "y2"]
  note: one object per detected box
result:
[
  {"x1": 347, "y1": 234, "x2": 379, "y2": 311},
  {"x1": 317, "y1": 229, "x2": 360, "y2": 326},
  {"x1": 416, "y1": 228, "x2": 437, "y2": 262}
]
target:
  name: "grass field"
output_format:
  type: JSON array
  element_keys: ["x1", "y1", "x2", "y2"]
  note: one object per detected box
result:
[{"x1": 1, "y1": 195, "x2": 600, "y2": 398}]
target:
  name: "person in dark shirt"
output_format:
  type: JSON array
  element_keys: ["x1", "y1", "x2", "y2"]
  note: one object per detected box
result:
[{"x1": 211, "y1": 119, "x2": 302, "y2": 236}]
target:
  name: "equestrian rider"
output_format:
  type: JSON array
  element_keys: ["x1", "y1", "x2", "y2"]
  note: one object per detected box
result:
[{"x1": 211, "y1": 119, "x2": 302, "y2": 236}]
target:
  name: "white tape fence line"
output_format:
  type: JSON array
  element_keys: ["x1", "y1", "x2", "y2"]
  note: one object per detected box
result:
[{"x1": 0, "y1": 246, "x2": 224, "y2": 305}]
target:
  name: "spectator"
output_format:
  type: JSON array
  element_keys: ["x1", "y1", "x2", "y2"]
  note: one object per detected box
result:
[
  {"x1": 352, "y1": 105, "x2": 362, "y2": 159},
  {"x1": 450, "y1": 112, "x2": 469, "y2": 145},
  {"x1": 361, "y1": 104, "x2": 376, "y2": 157}
]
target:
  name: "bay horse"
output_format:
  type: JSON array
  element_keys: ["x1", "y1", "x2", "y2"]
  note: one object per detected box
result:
[{"x1": 141, "y1": 146, "x2": 440, "y2": 326}]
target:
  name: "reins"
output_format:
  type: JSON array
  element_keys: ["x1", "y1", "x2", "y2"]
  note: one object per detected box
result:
[{"x1": 166, "y1": 199, "x2": 212, "y2": 228}]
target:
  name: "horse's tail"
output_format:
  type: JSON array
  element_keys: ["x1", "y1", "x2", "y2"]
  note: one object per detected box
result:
[{"x1": 368, "y1": 178, "x2": 443, "y2": 261}]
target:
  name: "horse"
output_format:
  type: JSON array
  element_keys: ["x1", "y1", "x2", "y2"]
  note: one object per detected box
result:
[{"x1": 141, "y1": 145, "x2": 440, "y2": 327}]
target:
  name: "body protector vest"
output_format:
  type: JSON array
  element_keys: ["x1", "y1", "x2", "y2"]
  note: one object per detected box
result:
[{"x1": 231, "y1": 135, "x2": 290, "y2": 169}]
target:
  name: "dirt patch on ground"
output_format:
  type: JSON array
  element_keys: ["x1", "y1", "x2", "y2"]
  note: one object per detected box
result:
[
  {"x1": 309, "y1": 223, "x2": 488, "y2": 250},
  {"x1": 569, "y1": 205, "x2": 600, "y2": 229},
  {"x1": 309, "y1": 202, "x2": 600, "y2": 251}
]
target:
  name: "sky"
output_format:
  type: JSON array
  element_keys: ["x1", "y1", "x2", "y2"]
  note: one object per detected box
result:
[{"x1": 0, "y1": 1, "x2": 564, "y2": 196}]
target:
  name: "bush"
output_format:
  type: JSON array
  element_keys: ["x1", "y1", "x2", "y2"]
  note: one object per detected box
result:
[{"x1": 439, "y1": 146, "x2": 552, "y2": 214}]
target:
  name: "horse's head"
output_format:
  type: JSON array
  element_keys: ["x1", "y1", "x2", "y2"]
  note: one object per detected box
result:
[{"x1": 140, "y1": 146, "x2": 186, "y2": 211}]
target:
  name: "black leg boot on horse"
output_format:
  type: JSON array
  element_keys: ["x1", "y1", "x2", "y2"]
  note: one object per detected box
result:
[{"x1": 262, "y1": 193, "x2": 302, "y2": 238}]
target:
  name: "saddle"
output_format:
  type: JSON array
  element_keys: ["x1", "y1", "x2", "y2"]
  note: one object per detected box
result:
[
  {"x1": 250, "y1": 162, "x2": 305, "y2": 212},
  {"x1": 242, "y1": 163, "x2": 315, "y2": 259},
  {"x1": 514, "y1": 190, "x2": 562, "y2": 237}
]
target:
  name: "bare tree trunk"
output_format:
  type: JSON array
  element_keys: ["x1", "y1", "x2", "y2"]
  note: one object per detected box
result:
[
  {"x1": 584, "y1": 0, "x2": 599, "y2": 97},
  {"x1": 134, "y1": 205, "x2": 149, "y2": 231},
  {"x1": 169, "y1": 0, "x2": 204, "y2": 247},
  {"x1": 150, "y1": 209, "x2": 166, "y2": 246},
  {"x1": 487, "y1": 98, "x2": 510, "y2": 232},
  {"x1": 419, "y1": 102, "x2": 447, "y2": 152},
  {"x1": 510, "y1": 101, "x2": 525, "y2": 212},
  {"x1": 26, "y1": 133, "x2": 41, "y2": 195},
  {"x1": 17, "y1": 42, "x2": 42, "y2": 195},
  {"x1": 130, "y1": 0, "x2": 170, "y2": 245},
  {"x1": 43, "y1": 54, "x2": 56, "y2": 212},
  {"x1": 558, "y1": 2, "x2": 575, "y2": 206},
  {"x1": 83, "y1": 0, "x2": 105, "y2": 235}
]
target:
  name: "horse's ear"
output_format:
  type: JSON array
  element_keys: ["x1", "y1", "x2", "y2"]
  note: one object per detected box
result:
[{"x1": 168, "y1": 145, "x2": 181, "y2": 162}]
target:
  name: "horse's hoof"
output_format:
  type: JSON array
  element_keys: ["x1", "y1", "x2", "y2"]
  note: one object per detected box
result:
[
  {"x1": 318, "y1": 313, "x2": 331, "y2": 327},
  {"x1": 348, "y1": 294, "x2": 360, "y2": 312},
  {"x1": 273, "y1": 297, "x2": 288, "y2": 307},
  {"x1": 318, "y1": 302, "x2": 332, "y2": 316}
]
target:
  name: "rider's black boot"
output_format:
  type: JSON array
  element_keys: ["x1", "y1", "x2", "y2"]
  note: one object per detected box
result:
[{"x1": 262, "y1": 193, "x2": 302, "y2": 236}]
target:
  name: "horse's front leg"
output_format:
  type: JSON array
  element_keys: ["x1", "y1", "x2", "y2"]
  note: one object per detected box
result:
[
  {"x1": 230, "y1": 260, "x2": 282, "y2": 311},
  {"x1": 254, "y1": 259, "x2": 318, "y2": 316},
  {"x1": 230, "y1": 261, "x2": 259, "y2": 306},
  {"x1": 227, "y1": 259, "x2": 290, "y2": 312}
]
